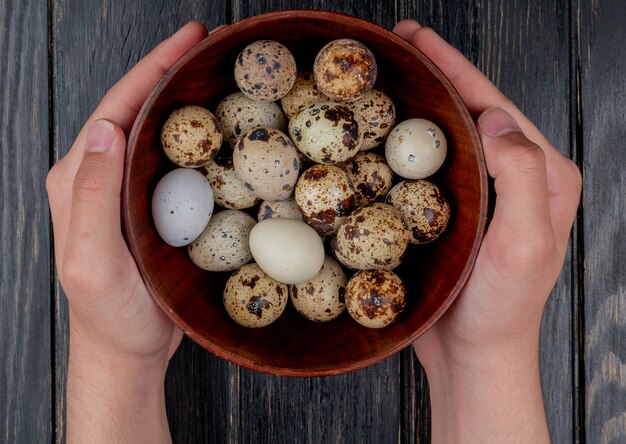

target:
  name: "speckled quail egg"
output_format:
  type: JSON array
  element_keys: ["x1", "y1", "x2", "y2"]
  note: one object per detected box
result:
[
  {"x1": 340, "y1": 152, "x2": 393, "y2": 208},
  {"x1": 215, "y1": 92, "x2": 287, "y2": 147},
  {"x1": 257, "y1": 196, "x2": 302, "y2": 221},
  {"x1": 387, "y1": 180, "x2": 451, "y2": 244},
  {"x1": 280, "y1": 71, "x2": 329, "y2": 119},
  {"x1": 294, "y1": 164, "x2": 355, "y2": 236},
  {"x1": 234, "y1": 40, "x2": 297, "y2": 102},
  {"x1": 200, "y1": 150, "x2": 260, "y2": 210},
  {"x1": 233, "y1": 128, "x2": 300, "y2": 201},
  {"x1": 152, "y1": 168, "x2": 214, "y2": 247},
  {"x1": 313, "y1": 39, "x2": 377, "y2": 101},
  {"x1": 346, "y1": 90, "x2": 396, "y2": 150},
  {"x1": 160, "y1": 105, "x2": 222, "y2": 167},
  {"x1": 188, "y1": 210, "x2": 256, "y2": 272},
  {"x1": 289, "y1": 102, "x2": 362, "y2": 164},
  {"x1": 290, "y1": 255, "x2": 347, "y2": 322},
  {"x1": 385, "y1": 118, "x2": 447, "y2": 179},
  {"x1": 249, "y1": 218, "x2": 325, "y2": 285},
  {"x1": 345, "y1": 269, "x2": 406, "y2": 328},
  {"x1": 331, "y1": 203, "x2": 409, "y2": 270},
  {"x1": 223, "y1": 263, "x2": 288, "y2": 328}
]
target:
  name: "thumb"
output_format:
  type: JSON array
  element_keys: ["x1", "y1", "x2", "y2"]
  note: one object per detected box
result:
[
  {"x1": 64, "y1": 119, "x2": 127, "y2": 276},
  {"x1": 477, "y1": 107, "x2": 554, "y2": 268}
]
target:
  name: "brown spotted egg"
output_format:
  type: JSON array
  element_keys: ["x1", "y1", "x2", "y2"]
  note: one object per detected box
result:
[
  {"x1": 258, "y1": 196, "x2": 302, "y2": 221},
  {"x1": 387, "y1": 180, "x2": 451, "y2": 244},
  {"x1": 280, "y1": 71, "x2": 329, "y2": 119},
  {"x1": 234, "y1": 40, "x2": 297, "y2": 102},
  {"x1": 215, "y1": 92, "x2": 287, "y2": 147},
  {"x1": 289, "y1": 102, "x2": 363, "y2": 164},
  {"x1": 294, "y1": 164, "x2": 355, "y2": 236},
  {"x1": 223, "y1": 263, "x2": 288, "y2": 328},
  {"x1": 331, "y1": 203, "x2": 409, "y2": 270},
  {"x1": 313, "y1": 39, "x2": 377, "y2": 101},
  {"x1": 200, "y1": 150, "x2": 260, "y2": 210},
  {"x1": 188, "y1": 210, "x2": 256, "y2": 272},
  {"x1": 346, "y1": 90, "x2": 396, "y2": 150},
  {"x1": 345, "y1": 269, "x2": 406, "y2": 328},
  {"x1": 233, "y1": 128, "x2": 300, "y2": 201},
  {"x1": 340, "y1": 152, "x2": 393, "y2": 208},
  {"x1": 290, "y1": 256, "x2": 347, "y2": 322},
  {"x1": 160, "y1": 105, "x2": 222, "y2": 167}
]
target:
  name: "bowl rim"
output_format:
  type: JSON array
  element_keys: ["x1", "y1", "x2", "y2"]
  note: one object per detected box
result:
[{"x1": 123, "y1": 9, "x2": 488, "y2": 377}]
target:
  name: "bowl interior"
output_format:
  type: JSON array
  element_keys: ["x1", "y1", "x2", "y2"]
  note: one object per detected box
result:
[{"x1": 123, "y1": 10, "x2": 487, "y2": 376}]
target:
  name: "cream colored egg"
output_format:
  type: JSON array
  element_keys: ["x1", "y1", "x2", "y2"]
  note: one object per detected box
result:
[
  {"x1": 249, "y1": 218, "x2": 325, "y2": 285},
  {"x1": 345, "y1": 269, "x2": 406, "y2": 328},
  {"x1": 289, "y1": 102, "x2": 362, "y2": 164},
  {"x1": 385, "y1": 118, "x2": 447, "y2": 179},
  {"x1": 387, "y1": 180, "x2": 451, "y2": 244},
  {"x1": 223, "y1": 263, "x2": 288, "y2": 328},
  {"x1": 188, "y1": 210, "x2": 256, "y2": 272},
  {"x1": 215, "y1": 92, "x2": 287, "y2": 147},
  {"x1": 200, "y1": 150, "x2": 260, "y2": 210},
  {"x1": 290, "y1": 256, "x2": 347, "y2": 322},
  {"x1": 160, "y1": 105, "x2": 222, "y2": 167},
  {"x1": 280, "y1": 71, "x2": 329, "y2": 119},
  {"x1": 331, "y1": 203, "x2": 409, "y2": 270},
  {"x1": 294, "y1": 164, "x2": 355, "y2": 236},
  {"x1": 234, "y1": 40, "x2": 297, "y2": 102},
  {"x1": 232, "y1": 128, "x2": 300, "y2": 201}
]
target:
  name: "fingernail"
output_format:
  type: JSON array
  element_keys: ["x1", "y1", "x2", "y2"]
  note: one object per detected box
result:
[
  {"x1": 86, "y1": 119, "x2": 116, "y2": 152},
  {"x1": 478, "y1": 107, "x2": 521, "y2": 137}
]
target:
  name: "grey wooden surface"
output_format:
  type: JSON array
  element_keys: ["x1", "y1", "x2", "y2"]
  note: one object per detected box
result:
[{"x1": 1, "y1": 0, "x2": 624, "y2": 443}]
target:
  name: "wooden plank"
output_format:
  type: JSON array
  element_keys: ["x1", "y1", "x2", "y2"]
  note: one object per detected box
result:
[
  {"x1": 0, "y1": 0, "x2": 52, "y2": 442},
  {"x1": 51, "y1": 2, "x2": 231, "y2": 443},
  {"x1": 578, "y1": 1, "x2": 626, "y2": 442},
  {"x1": 399, "y1": 1, "x2": 576, "y2": 442},
  {"x1": 231, "y1": 2, "x2": 407, "y2": 443}
]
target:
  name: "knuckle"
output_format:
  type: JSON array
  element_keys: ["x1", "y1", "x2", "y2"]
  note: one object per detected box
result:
[
  {"x1": 500, "y1": 139, "x2": 546, "y2": 176},
  {"x1": 72, "y1": 159, "x2": 109, "y2": 202},
  {"x1": 46, "y1": 162, "x2": 62, "y2": 195}
]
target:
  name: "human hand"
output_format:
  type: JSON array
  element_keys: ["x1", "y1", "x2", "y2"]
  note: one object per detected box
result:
[
  {"x1": 394, "y1": 20, "x2": 581, "y2": 442},
  {"x1": 46, "y1": 22, "x2": 208, "y2": 442}
]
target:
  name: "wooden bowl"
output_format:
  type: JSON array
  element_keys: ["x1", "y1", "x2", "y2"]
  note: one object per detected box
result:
[{"x1": 123, "y1": 10, "x2": 488, "y2": 377}]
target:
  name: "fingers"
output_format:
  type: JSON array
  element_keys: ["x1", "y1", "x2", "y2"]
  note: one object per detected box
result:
[{"x1": 62, "y1": 120, "x2": 127, "y2": 283}]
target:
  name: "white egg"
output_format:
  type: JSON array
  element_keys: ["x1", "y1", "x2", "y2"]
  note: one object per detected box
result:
[
  {"x1": 249, "y1": 218, "x2": 325, "y2": 285},
  {"x1": 385, "y1": 118, "x2": 447, "y2": 179},
  {"x1": 151, "y1": 168, "x2": 214, "y2": 247}
]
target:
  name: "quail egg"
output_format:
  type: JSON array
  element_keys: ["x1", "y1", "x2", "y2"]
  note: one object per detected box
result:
[
  {"x1": 313, "y1": 39, "x2": 377, "y2": 101},
  {"x1": 294, "y1": 164, "x2": 355, "y2": 236},
  {"x1": 331, "y1": 203, "x2": 409, "y2": 270},
  {"x1": 215, "y1": 92, "x2": 287, "y2": 147},
  {"x1": 346, "y1": 90, "x2": 396, "y2": 150},
  {"x1": 340, "y1": 152, "x2": 393, "y2": 208},
  {"x1": 233, "y1": 128, "x2": 300, "y2": 201},
  {"x1": 249, "y1": 218, "x2": 325, "y2": 285},
  {"x1": 188, "y1": 210, "x2": 256, "y2": 272},
  {"x1": 290, "y1": 255, "x2": 347, "y2": 322},
  {"x1": 289, "y1": 102, "x2": 362, "y2": 164},
  {"x1": 234, "y1": 40, "x2": 297, "y2": 102},
  {"x1": 258, "y1": 196, "x2": 303, "y2": 221},
  {"x1": 160, "y1": 105, "x2": 222, "y2": 167},
  {"x1": 387, "y1": 180, "x2": 451, "y2": 244},
  {"x1": 280, "y1": 71, "x2": 329, "y2": 119},
  {"x1": 200, "y1": 150, "x2": 260, "y2": 210},
  {"x1": 223, "y1": 263, "x2": 288, "y2": 328},
  {"x1": 345, "y1": 269, "x2": 406, "y2": 328},
  {"x1": 385, "y1": 118, "x2": 447, "y2": 179},
  {"x1": 151, "y1": 168, "x2": 214, "y2": 247}
]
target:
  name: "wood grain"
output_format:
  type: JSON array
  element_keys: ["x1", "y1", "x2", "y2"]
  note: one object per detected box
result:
[
  {"x1": 0, "y1": 0, "x2": 51, "y2": 442},
  {"x1": 579, "y1": 1, "x2": 626, "y2": 442},
  {"x1": 401, "y1": 1, "x2": 577, "y2": 441}
]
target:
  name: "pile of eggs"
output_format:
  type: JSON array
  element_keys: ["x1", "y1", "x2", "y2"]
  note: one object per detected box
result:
[{"x1": 152, "y1": 38, "x2": 451, "y2": 329}]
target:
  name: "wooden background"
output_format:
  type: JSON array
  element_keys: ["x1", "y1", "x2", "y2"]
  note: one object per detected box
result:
[{"x1": 1, "y1": 0, "x2": 624, "y2": 442}]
